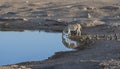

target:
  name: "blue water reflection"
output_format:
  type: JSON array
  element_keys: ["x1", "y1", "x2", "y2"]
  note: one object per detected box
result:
[{"x1": 0, "y1": 31, "x2": 71, "y2": 65}]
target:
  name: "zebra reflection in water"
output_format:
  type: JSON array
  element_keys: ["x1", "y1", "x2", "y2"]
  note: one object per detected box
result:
[{"x1": 62, "y1": 24, "x2": 82, "y2": 49}]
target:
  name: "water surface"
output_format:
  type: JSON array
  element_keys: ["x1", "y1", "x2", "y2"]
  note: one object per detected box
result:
[{"x1": 0, "y1": 30, "x2": 71, "y2": 65}]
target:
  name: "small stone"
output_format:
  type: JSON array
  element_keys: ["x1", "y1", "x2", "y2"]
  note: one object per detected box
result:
[
  {"x1": 26, "y1": 1, "x2": 29, "y2": 3},
  {"x1": 83, "y1": 7, "x2": 87, "y2": 11},
  {"x1": 57, "y1": 19, "x2": 62, "y2": 22},
  {"x1": 66, "y1": 5, "x2": 72, "y2": 8},
  {"x1": 88, "y1": 13, "x2": 91, "y2": 18},
  {"x1": 23, "y1": 18, "x2": 28, "y2": 21}
]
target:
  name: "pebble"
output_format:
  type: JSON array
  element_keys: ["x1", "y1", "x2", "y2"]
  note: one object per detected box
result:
[
  {"x1": 87, "y1": 13, "x2": 91, "y2": 18},
  {"x1": 23, "y1": 18, "x2": 28, "y2": 21}
]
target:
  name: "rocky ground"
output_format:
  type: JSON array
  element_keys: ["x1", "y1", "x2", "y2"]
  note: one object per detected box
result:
[{"x1": 0, "y1": 0, "x2": 120, "y2": 69}]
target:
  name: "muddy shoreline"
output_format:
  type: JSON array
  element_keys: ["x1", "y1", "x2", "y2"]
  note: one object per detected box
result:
[{"x1": 0, "y1": 0, "x2": 120, "y2": 69}]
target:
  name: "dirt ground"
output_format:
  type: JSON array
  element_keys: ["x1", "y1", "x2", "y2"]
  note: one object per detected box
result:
[{"x1": 0, "y1": 0, "x2": 120, "y2": 69}]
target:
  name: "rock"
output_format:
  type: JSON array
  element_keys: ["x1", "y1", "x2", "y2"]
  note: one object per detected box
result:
[
  {"x1": 26, "y1": 1, "x2": 29, "y2": 3},
  {"x1": 66, "y1": 5, "x2": 72, "y2": 8},
  {"x1": 83, "y1": 7, "x2": 87, "y2": 11},
  {"x1": 23, "y1": 18, "x2": 28, "y2": 21},
  {"x1": 87, "y1": 13, "x2": 91, "y2": 18}
]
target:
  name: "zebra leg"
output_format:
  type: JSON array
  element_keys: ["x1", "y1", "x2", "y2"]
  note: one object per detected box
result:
[
  {"x1": 79, "y1": 31, "x2": 81, "y2": 36},
  {"x1": 68, "y1": 28, "x2": 71, "y2": 36},
  {"x1": 77, "y1": 29, "x2": 81, "y2": 36},
  {"x1": 68, "y1": 38, "x2": 71, "y2": 47}
]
